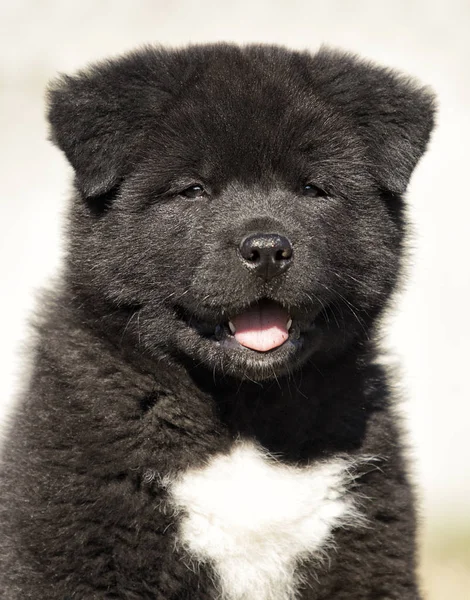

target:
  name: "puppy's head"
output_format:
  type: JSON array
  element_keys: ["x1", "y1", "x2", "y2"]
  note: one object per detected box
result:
[{"x1": 48, "y1": 44, "x2": 435, "y2": 380}]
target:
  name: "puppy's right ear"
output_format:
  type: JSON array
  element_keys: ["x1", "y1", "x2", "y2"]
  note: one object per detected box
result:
[{"x1": 47, "y1": 50, "x2": 173, "y2": 198}]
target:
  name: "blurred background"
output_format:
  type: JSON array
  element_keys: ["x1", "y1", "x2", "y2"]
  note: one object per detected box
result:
[{"x1": 1, "y1": 0, "x2": 469, "y2": 596}]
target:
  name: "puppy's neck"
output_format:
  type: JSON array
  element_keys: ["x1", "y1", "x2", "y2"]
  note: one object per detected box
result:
[{"x1": 184, "y1": 352, "x2": 381, "y2": 463}]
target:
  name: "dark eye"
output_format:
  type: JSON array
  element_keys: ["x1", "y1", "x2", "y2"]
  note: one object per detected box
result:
[
  {"x1": 302, "y1": 183, "x2": 327, "y2": 198},
  {"x1": 180, "y1": 185, "x2": 206, "y2": 199}
]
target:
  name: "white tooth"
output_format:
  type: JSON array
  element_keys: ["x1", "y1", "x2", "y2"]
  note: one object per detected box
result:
[
  {"x1": 228, "y1": 321, "x2": 236, "y2": 335},
  {"x1": 287, "y1": 318, "x2": 292, "y2": 331}
]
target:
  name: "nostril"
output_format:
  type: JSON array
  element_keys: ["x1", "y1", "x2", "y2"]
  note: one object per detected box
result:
[
  {"x1": 276, "y1": 247, "x2": 292, "y2": 261},
  {"x1": 239, "y1": 236, "x2": 263, "y2": 263}
]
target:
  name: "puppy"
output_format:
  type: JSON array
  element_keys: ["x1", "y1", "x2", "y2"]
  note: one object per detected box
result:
[{"x1": 0, "y1": 44, "x2": 435, "y2": 599}]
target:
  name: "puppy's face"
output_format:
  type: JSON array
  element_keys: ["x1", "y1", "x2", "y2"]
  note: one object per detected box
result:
[{"x1": 49, "y1": 45, "x2": 434, "y2": 380}]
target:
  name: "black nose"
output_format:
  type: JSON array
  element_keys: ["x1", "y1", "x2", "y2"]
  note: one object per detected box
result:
[{"x1": 239, "y1": 233, "x2": 293, "y2": 280}]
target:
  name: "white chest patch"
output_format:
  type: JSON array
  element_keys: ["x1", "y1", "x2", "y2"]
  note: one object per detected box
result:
[{"x1": 168, "y1": 441, "x2": 360, "y2": 600}]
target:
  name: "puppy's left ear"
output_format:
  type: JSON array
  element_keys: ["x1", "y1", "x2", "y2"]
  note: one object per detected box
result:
[
  {"x1": 312, "y1": 50, "x2": 436, "y2": 194},
  {"x1": 47, "y1": 50, "x2": 173, "y2": 198}
]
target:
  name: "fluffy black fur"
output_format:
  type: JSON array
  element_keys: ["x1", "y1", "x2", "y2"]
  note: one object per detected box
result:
[{"x1": 0, "y1": 44, "x2": 435, "y2": 599}]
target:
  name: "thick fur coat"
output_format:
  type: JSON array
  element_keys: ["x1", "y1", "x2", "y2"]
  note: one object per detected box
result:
[{"x1": 0, "y1": 44, "x2": 435, "y2": 599}]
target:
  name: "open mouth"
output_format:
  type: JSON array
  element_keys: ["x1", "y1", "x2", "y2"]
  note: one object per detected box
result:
[
  {"x1": 177, "y1": 299, "x2": 306, "y2": 354},
  {"x1": 227, "y1": 300, "x2": 292, "y2": 352}
]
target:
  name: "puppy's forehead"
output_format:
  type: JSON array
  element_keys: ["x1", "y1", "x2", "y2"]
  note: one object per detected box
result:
[
  {"x1": 153, "y1": 55, "x2": 357, "y2": 181},
  {"x1": 168, "y1": 52, "x2": 327, "y2": 133}
]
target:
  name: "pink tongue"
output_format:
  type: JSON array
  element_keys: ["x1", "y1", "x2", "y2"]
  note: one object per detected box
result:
[{"x1": 231, "y1": 304, "x2": 289, "y2": 352}]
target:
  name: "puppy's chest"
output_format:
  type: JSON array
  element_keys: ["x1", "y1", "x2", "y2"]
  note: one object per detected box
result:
[{"x1": 168, "y1": 442, "x2": 358, "y2": 600}]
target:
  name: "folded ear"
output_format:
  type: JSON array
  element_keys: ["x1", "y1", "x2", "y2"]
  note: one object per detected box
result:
[
  {"x1": 312, "y1": 49, "x2": 436, "y2": 194},
  {"x1": 47, "y1": 50, "x2": 174, "y2": 198}
]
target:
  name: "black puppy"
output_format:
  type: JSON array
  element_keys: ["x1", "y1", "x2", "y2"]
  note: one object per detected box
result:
[{"x1": 0, "y1": 44, "x2": 435, "y2": 599}]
